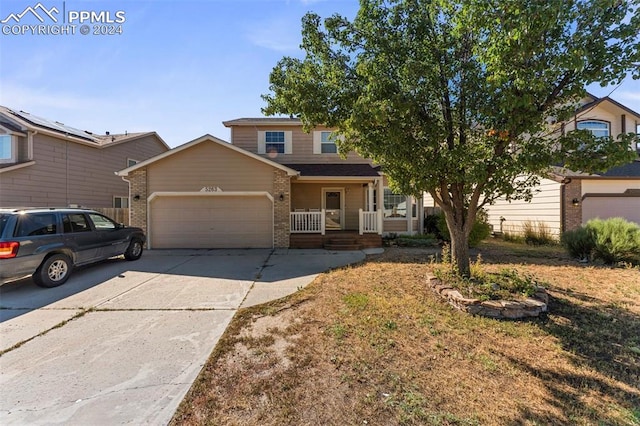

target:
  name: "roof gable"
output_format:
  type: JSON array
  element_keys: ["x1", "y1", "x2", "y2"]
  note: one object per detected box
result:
[{"x1": 116, "y1": 134, "x2": 299, "y2": 176}]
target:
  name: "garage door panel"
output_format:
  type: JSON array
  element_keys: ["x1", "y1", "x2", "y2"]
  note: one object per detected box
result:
[
  {"x1": 150, "y1": 195, "x2": 273, "y2": 249},
  {"x1": 583, "y1": 197, "x2": 640, "y2": 225}
]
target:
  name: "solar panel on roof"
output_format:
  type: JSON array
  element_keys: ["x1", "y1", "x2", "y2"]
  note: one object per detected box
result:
[{"x1": 12, "y1": 110, "x2": 97, "y2": 142}]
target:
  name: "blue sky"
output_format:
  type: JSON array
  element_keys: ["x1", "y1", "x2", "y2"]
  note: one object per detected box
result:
[{"x1": 1, "y1": 0, "x2": 639, "y2": 148}]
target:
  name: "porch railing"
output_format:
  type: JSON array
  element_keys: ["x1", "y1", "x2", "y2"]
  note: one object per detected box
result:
[
  {"x1": 290, "y1": 210, "x2": 325, "y2": 235},
  {"x1": 359, "y1": 209, "x2": 383, "y2": 235}
]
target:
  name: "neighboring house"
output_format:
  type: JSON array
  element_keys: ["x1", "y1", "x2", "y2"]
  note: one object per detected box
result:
[
  {"x1": 424, "y1": 93, "x2": 640, "y2": 236},
  {"x1": 117, "y1": 118, "x2": 421, "y2": 249},
  {"x1": 0, "y1": 106, "x2": 169, "y2": 208}
]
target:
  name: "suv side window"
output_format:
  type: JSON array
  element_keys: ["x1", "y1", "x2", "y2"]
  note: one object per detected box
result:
[
  {"x1": 88, "y1": 213, "x2": 117, "y2": 230},
  {"x1": 15, "y1": 213, "x2": 58, "y2": 237},
  {"x1": 63, "y1": 214, "x2": 91, "y2": 233}
]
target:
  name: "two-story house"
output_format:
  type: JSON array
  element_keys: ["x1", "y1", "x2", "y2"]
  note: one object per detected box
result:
[
  {"x1": 424, "y1": 93, "x2": 640, "y2": 236},
  {"x1": 0, "y1": 106, "x2": 169, "y2": 209},
  {"x1": 116, "y1": 118, "x2": 421, "y2": 249}
]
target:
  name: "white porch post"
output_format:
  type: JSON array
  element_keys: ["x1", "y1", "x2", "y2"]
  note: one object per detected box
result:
[
  {"x1": 406, "y1": 196, "x2": 412, "y2": 234},
  {"x1": 418, "y1": 195, "x2": 424, "y2": 234},
  {"x1": 367, "y1": 183, "x2": 374, "y2": 212},
  {"x1": 376, "y1": 178, "x2": 384, "y2": 234}
]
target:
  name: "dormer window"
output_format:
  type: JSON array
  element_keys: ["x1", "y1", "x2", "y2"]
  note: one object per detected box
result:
[{"x1": 577, "y1": 120, "x2": 610, "y2": 138}]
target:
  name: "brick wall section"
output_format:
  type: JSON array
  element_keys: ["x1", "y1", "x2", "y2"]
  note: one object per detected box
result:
[
  {"x1": 273, "y1": 169, "x2": 291, "y2": 248},
  {"x1": 563, "y1": 179, "x2": 582, "y2": 233},
  {"x1": 128, "y1": 168, "x2": 148, "y2": 235}
]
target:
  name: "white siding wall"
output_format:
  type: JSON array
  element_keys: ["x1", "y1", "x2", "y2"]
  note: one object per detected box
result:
[{"x1": 484, "y1": 177, "x2": 562, "y2": 236}]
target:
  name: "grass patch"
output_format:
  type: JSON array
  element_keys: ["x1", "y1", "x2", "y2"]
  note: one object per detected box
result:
[{"x1": 172, "y1": 240, "x2": 640, "y2": 426}]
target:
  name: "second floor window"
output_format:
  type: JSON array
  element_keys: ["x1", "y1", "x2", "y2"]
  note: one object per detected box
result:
[
  {"x1": 265, "y1": 131, "x2": 285, "y2": 154},
  {"x1": 577, "y1": 120, "x2": 609, "y2": 138},
  {"x1": 320, "y1": 132, "x2": 337, "y2": 153}
]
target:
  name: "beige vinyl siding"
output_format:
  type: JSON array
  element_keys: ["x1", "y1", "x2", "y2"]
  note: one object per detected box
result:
[
  {"x1": 291, "y1": 182, "x2": 365, "y2": 230},
  {"x1": 231, "y1": 125, "x2": 372, "y2": 165},
  {"x1": 383, "y1": 220, "x2": 409, "y2": 233},
  {"x1": 484, "y1": 177, "x2": 561, "y2": 236},
  {"x1": 150, "y1": 195, "x2": 273, "y2": 248},
  {"x1": 147, "y1": 140, "x2": 275, "y2": 194},
  {"x1": 581, "y1": 179, "x2": 640, "y2": 195},
  {"x1": 0, "y1": 133, "x2": 167, "y2": 207}
]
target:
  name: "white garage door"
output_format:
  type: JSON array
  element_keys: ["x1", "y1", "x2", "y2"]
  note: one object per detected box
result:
[
  {"x1": 582, "y1": 196, "x2": 640, "y2": 225},
  {"x1": 150, "y1": 194, "x2": 273, "y2": 249}
]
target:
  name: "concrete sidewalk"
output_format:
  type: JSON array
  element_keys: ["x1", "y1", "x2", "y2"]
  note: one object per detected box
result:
[{"x1": 0, "y1": 248, "x2": 368, "y2": 425}]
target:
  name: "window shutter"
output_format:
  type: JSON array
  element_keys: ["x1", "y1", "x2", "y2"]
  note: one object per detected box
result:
[
  {"x1": 257, "y1": 131, "x2": 266, "y2": 154},
  {"x1": 313, "y1": 131, "x2": 322, "y2": 154},
  {"x1": 284, "y1": 131, "x2": 293, "y2": 154}
]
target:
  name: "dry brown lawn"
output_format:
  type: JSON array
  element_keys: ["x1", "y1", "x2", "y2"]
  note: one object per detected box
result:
[{"x1": 171, "y1": 240, "x2": 640, "y2": 426}]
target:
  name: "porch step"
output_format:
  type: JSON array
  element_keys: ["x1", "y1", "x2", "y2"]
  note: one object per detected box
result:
[
  {"x1": 324, "y1": 238, "x2": 362, "y2": 251},
  {"x1": 290, "y1": 232, "x2": 382, "y2": 250}
]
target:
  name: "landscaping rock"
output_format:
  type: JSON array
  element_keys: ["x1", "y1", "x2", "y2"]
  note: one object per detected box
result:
[{"x1": 426, "y1": 274, "x2": 548, "y2": 320}]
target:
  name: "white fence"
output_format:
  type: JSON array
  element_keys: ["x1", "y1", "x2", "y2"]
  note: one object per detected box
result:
[
  {"x1": 290, "y1": 210, "x2": 325, "y2": 234},
  {"x1": 359, "y1": 209, "x2": 382, "y2": 235}
]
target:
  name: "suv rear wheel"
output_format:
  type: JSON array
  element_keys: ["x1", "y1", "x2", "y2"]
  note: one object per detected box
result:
[{"x1": 33, "y1": 254, "x2": 73, "y2": 288}]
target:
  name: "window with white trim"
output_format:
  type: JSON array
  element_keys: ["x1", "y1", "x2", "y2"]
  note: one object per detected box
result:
[
  {"x1": 383, "y1": 188, "x2": 416, "y2": 219},
  {"x1": 577, "y1": 120, "x2": 609, "y2": 138},
  {"x1": 320, "y1": 131, "x2": 337, "y2": 153},
  {"x1": 258, "y1": 130, "x2": 292, "y2": 155},
  {"x1": 313, "y1": 131, "x2": 340, "y2": 154},
  {"x1": 127, "y1": 158, "x2": 139, "y2": 167},
  {"x1": 0, "y1": 134, "x2": 17, "y2": 163},
  {"x1": 265, "y1": 131, "x2": 285, "y2": 153},
  {"x1": 114, "y1": 196, "x2": 129, "y2": 208}
]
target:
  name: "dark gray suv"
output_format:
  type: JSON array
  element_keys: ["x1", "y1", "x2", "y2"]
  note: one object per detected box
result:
[{"x1": 0, "y1": 208, "x2": 145, "y2": 288}]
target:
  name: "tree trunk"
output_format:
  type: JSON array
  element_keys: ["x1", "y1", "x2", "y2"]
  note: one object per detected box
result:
[{"x1": 449, "y1": 225, "x2": 471, "y2": 277}]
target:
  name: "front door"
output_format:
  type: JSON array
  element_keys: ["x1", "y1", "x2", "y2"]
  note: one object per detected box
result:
[{"x1": 322, "y1": 188, "x2": 344, "y2": 230}]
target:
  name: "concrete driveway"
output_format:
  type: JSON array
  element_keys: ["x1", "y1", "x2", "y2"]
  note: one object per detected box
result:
[{"x1": 0, "y1": 248, "x2": 367, "y2": 425}]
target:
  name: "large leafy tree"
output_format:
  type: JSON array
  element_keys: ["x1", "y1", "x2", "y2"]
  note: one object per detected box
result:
[{"x1": 263, "y1": 0, "x2": 640, "y2": 276}]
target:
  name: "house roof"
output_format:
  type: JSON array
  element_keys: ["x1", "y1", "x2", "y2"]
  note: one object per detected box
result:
[
  {"x1": 285, "y1": 163, "x2": 381, "y2": 178},
  {"x1": 551, "y1": 160, "x2": 640, "y2": 179},
  {"x1": 574, "y1": 94, "x2": 640, "y2": 121},
  {"x1": 117, "y1": 134, "x2": 299, "y2": 177},
  {"x1": 223, "y1": 117, "x2": 303, "y2": 127},
  {"x1": 0, "y1": 106, "x2": 169, "y2": 149}
]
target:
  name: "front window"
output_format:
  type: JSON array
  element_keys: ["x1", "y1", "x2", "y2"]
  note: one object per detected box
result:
[
  {"x1": 127, "y1": 158, "x2": 138, "y2": 167},
  {"x1": 383, "y1": 188, "x2": 407, "y2": 218},
  {"x1": 320, "y1": 131, "x2": 337, "y2": 153},
  {"x1": 0, "y1": 134, "x2": 16, "y2": 162},
  {"x1": 577, "y1": 120, "x2": 609, "y2": 138},
  {"x1": 265, "y1": 131, "x2": 285, "y2": 154}
]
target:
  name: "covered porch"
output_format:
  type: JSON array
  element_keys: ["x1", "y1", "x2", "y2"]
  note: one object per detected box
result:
[{"x1": 285, "y1": 163, "x2": 384, "y2": 248}]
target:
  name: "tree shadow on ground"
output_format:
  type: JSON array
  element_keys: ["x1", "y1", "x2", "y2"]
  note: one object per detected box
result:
[{"x1": 500, "y1": 292, "x2": 640, "y2": 425}]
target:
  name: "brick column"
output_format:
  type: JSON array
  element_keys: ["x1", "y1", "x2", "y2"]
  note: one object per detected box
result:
[
  {"x1": 562, "y1": 179, "x2": 582, "y2": 233},
  {"x1": 273, "y1": 169, "x2": 290, "y2": 248},
  {"x1": 129, "y1": 168, "x2": 148, "y2": 235}
]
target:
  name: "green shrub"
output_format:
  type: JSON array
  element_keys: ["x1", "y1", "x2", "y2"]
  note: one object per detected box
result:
[
  {"x1": 561, "y1": 218, "x2": 640, "y2": 265},
  {"x1": 522, "y1": 221, "x2": 557, "y2": 245},
  {"x1": 436, "y1": 210, "x2": 492, "y2": 248},
  {"x1": 561, "y1": 226, "x2": 594, "y2": 260},
  {"x1": 587, "y1": 218, "x2": 640, "y2": 265}
]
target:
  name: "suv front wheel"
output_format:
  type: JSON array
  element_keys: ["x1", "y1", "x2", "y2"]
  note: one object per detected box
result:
[{"x1": 34, "y1": 254, "x2": 73, "y2": 288}]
